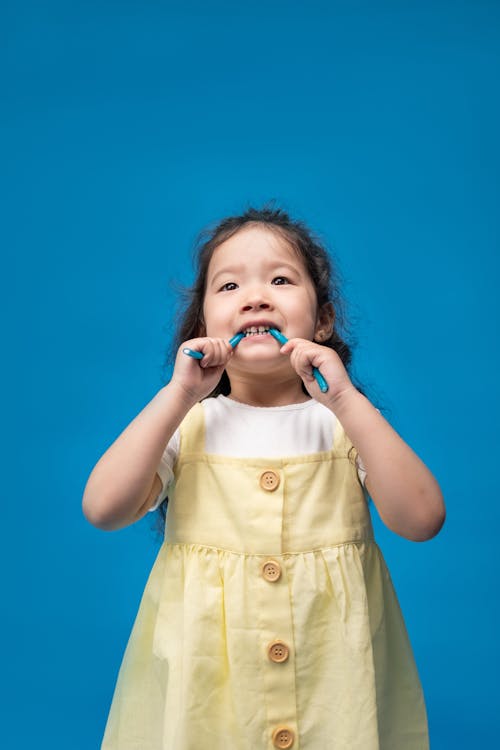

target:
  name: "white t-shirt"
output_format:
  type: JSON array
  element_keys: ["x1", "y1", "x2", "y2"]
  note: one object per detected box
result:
[{"x1": 149, "y1": 395, "x2": 369, "y2": 512}]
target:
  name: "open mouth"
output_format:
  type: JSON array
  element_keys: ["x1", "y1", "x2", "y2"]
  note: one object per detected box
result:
[{"x1": 240, "y1": 326, "x2": 276, "y2": 337}]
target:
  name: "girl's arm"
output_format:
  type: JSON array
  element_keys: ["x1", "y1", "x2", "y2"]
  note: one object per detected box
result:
[
  {"x1": 82, "y1": 382, "x2": 197, "y2": 530},
  {"x1": 330, "y1": 386, "x2": 446, "y2": 542},
  {"x1": 280, "y1": 338, "x2": 446, "y2": 542},
  {"x1": 82, "y1": 337, "x2": 234, "y2": 531}
]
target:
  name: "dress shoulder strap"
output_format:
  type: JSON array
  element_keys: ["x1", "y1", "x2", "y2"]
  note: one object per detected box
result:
[
  {"x1": 178, "y1": 401, "x2": 206, "y2": 456},
  {"x1": 333, "y1": 414, "x2": 360, "y2": 468}
]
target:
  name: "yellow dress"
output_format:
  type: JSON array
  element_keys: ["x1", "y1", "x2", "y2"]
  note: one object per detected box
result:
[{"x1": 101, "y1": 403, "x2": 429, "y2": 749}]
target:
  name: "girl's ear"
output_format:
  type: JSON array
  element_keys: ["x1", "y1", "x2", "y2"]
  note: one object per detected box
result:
[{"x1": 314, "y1": 302, "x2": 335, "y2": 342}]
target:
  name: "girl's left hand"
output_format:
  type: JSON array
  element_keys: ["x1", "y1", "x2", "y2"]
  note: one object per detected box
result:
[{"x1": 280, "y1": 338, "x2": 356, "y2": 406}]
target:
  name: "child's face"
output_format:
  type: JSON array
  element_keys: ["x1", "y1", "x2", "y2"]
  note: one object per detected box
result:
[{"x1": 202, "y1": 225, "x2": 324, "y2": 374}]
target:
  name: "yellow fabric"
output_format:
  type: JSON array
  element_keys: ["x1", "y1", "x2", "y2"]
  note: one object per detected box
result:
[{"x1": 101, "y1": 403, "x2": 429, "y2": 749}]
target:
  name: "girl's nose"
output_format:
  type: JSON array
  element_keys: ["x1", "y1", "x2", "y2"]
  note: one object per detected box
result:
[
  {"x1": 241, "y1": 296, "x2": 273, "y2": 312},
  {"x1": 240, "y1": 281, "x2": 276, "y2": 312}
]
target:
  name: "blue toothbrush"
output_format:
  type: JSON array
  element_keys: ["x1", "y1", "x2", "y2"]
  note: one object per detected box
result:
[
  {"x1": 182, "y1": 332, "x2": 245, "y2": 360},
  {"x1": 269, "y1": 328, "x2": 329, "y2": 393},
  {"x1": 183, "y1": 330, "x2": 329, "y2": 394}
]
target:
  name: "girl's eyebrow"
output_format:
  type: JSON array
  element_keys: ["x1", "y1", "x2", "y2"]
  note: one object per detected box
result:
[
  {"x1": 209, "y1": 265, "x2": 244, "y2": 287},
  {"x1": 209, "y1": 261, "x2": 301, "y2": 288}
]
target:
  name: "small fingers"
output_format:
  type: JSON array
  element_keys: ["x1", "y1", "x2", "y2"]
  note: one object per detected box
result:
[
  {"x1": 200, "y1": 338, "x2": 233, "y2": 368},
  {"x1": 288, "y1": 343, "x2": 320, "y2": 383}
]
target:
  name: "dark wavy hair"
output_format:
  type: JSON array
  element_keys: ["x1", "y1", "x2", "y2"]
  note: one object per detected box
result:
[{"x1": 153, "y1": 201, "x2": 379, "y2": 535}]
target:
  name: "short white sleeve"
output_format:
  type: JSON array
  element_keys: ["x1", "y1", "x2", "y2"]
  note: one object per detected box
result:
[
  {"x1": 355, "y1": 452, "x2": 368, "y2": 489},
  {"x1": 148, "y1": 429, "x2": 180, "y2": 511}
]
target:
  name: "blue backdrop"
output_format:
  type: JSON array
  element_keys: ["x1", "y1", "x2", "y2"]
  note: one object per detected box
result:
[{"x1": 2, "y1": 1, "x2": 498, "y2": 747}]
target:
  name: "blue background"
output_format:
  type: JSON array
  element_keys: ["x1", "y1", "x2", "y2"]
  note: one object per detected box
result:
[{"x1": 2, "y1": 1, "x2": 498, "y2": 747}]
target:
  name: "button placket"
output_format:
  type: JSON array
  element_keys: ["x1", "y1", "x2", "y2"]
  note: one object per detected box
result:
[{"x1": 256, "y1": 467, "x2": 297, "y2": 747}]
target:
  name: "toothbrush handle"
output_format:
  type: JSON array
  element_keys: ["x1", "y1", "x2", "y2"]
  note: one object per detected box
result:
[
  {"x1": 182, "y1": 348, "x2": 204, "y2": 360},
  {"x1": 312, "y1": 367, "x2": 329, "y2": 394},
  {"x1": 229, "y1": 332, "x2": 245, "y2": 348}
]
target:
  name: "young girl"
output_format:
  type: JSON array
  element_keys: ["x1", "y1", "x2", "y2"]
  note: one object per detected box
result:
[{"x1": 83, "y1": 205, "x2": 445, "y2": 750}]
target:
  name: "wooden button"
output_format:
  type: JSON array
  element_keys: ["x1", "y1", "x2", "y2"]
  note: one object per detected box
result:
[
  {"x1": 262, "y1": 560, "x2": 282, "y2": 582},
  {"x1": 268, "y1": 640, "x2": 290, "y2": 663},
  {"x1": 260, "y1": 470, "x2": 280, "y2": 491},
  {"x1": 272, "y1": 726, "x2": 295, "y2": 748}
]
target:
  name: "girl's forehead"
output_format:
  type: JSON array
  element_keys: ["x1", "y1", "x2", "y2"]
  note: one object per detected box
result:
[{"x1": 208, "y1": 226, "x2": 303, "y2": 273}]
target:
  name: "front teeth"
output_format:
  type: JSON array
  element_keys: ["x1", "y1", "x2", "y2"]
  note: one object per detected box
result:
[{"x1": 243, "y1": 326, "x2": 271, "y2": 336}]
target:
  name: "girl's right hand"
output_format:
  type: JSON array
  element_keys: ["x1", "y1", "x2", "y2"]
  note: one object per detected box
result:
[{"x1": 170, "y1": 337, "x2": 234, "y2": 403}]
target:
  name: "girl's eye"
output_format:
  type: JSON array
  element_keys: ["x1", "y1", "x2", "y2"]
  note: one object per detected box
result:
[{"x1": 218, "y1": 277, "x2": 290, "y2": 291}]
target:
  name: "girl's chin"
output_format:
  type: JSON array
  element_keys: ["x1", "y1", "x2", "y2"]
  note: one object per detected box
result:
[
  {"x1": 236, "y1": 342, "x2": 280, "y2": 358},
  {"x1": 227, "y1": 353, "x2": 291, "y2": 377}
]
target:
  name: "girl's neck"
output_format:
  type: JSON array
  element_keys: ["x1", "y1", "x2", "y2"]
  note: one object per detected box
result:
[{"x1": 227, "y1": 374, "x2": 311, "y2": 408}]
